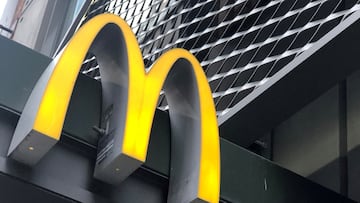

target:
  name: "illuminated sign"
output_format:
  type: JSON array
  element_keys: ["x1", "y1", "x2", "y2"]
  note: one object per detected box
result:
[{"x1": 7, "y1": 14, "x2": 220, "y2": 203}]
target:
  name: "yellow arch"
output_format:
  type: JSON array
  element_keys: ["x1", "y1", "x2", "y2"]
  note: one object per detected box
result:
[{"x1": 14, "y1": 14, "x2": 219, "y2": 202}]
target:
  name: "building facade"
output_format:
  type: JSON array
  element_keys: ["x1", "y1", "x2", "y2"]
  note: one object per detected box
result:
[{"x1": 0, "y1": 0, "x2": 360, "y2": 202}]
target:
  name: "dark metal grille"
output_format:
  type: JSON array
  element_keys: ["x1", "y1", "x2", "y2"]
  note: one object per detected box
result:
[{"x1": 80, "y1": 0, "x2": 360, "y2": 116}]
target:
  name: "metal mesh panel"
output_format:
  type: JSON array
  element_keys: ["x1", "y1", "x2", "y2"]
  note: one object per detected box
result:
[{"x1": 80, "y1": 0, "x2": 360, "y2": 116}]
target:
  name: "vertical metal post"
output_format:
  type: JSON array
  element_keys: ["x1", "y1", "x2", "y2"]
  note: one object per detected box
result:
[{"x1": 339, "y1": 80, "x2": 348, "y2": 197}]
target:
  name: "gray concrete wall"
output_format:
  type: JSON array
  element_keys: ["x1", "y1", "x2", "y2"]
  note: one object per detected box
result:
[
  {"x1": 12, "y1": 0, "x2": 49, "y2": 49},
  {"x1": 0, "y1": 0, "x2": 19, "y2": 38},
  {"x1": 10, "y1": 0, "x2": 77, "y2": 57}
]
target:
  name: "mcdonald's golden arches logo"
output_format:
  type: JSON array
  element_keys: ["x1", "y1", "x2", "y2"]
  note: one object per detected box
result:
[{"x1": 8, "y1": 14, "x2": 220, "y2": 203}]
